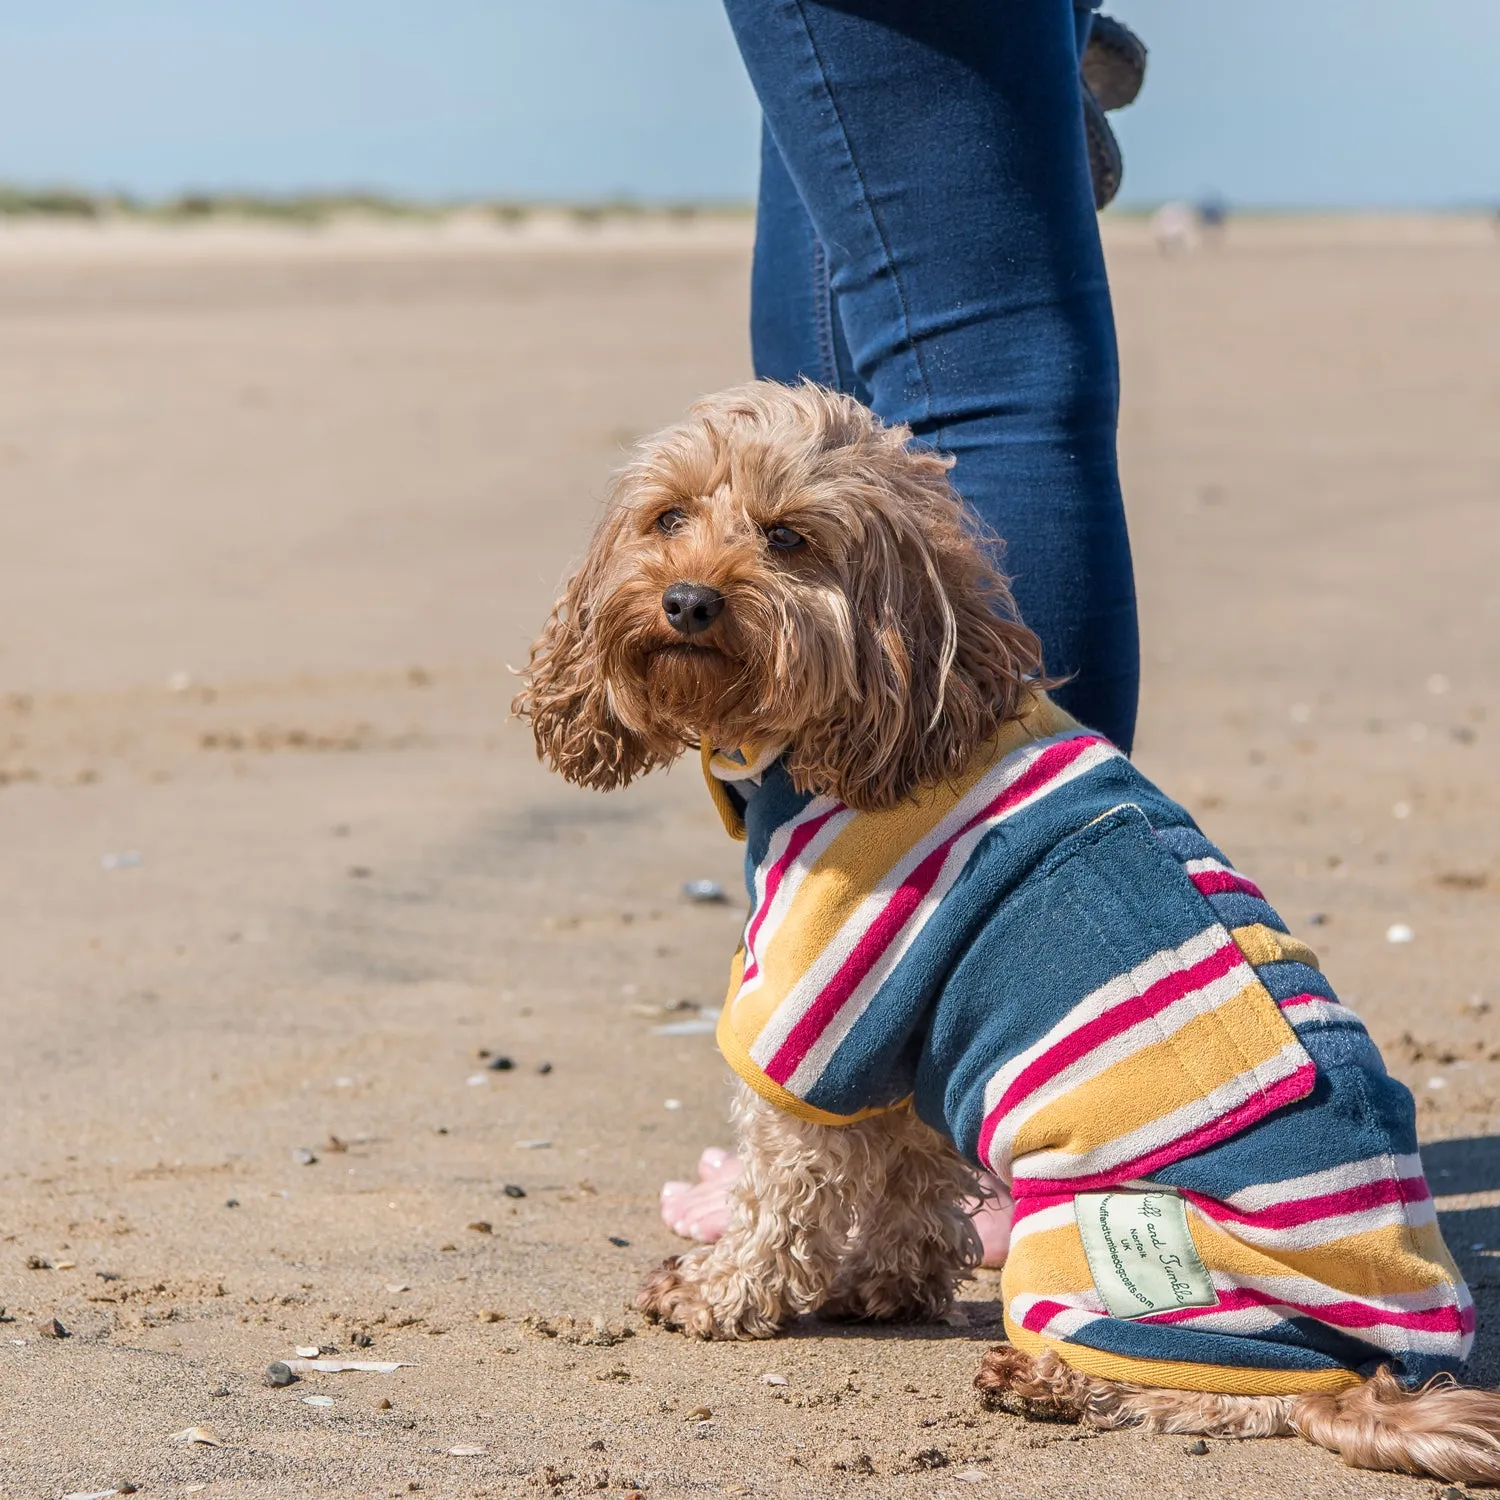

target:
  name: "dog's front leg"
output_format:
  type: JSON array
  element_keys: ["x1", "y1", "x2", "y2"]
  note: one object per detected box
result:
[{"x1": 637, "y1": 1082, "x2": 856, "y2": 1339}]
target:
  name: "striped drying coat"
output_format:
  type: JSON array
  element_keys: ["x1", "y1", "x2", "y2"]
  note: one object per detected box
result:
[{"x1": 704, "y1": 697, "x2": 1472, "y2": 1394}]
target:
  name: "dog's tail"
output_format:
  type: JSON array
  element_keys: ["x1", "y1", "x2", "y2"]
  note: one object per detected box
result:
[
  {"x1": 1289, "y1": 1367, "x2": 1500, "y2": 1486},
  {"x1": 978, "y1": 1347, "x2": 1500, "y2": 1484}
]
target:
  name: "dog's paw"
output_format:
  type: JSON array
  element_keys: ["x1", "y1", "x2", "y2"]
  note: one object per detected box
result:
[
  {"x1": 974, "y1": 1344, "x2": 1040, "y2": 1399},
  {"x1": 635, "y1": 1256, "x2": 781, "y2": 1340},
  {"x1": 635, "y1": 1256, "x2": 720, "y2": 1338}
]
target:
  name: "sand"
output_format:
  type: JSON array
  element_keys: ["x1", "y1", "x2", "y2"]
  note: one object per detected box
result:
[{"x1": 0, "y1": 216, "x2": 1497, "y2": 1499}]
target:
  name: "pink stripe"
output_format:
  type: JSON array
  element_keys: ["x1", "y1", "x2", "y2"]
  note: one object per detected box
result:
[
  {"x1": 1181, "y1": 1175, "x2": 1430, "y2": 1232},
  {"x1": 1009, "y1": 1190, "x2": 1076, "y2": 1224},
  {"x1": 1010, "y1": 1063, "x2": 1318, "y2": 1195},
  {"x1": 1144, "y1": 1284, "x2": 1471, "y2": 1336},
  {"x1": 1190, "y1": 868, "x2": 1266, "y2": 901},
  {"x1": 763, "y1": 736, "x2": 1103, "y2": 1085},
  {"x1": 1020, "y1": 1298, "x2": 1077, "y2": 1334},
  {"x1": 1280, "y1": 992, "x2": 1339, "y2": 1012},
  {"x1": 741, "y1": 805, "x2": 843, "y2": 983},
  {"x1": 975, "y1": 940, "x2": 1244, "y2": 1167}
]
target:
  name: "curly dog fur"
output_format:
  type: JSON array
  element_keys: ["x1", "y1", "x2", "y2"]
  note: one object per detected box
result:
[{"x1": 515, "y1": 380, "x2": 1500, "y2": 1485}]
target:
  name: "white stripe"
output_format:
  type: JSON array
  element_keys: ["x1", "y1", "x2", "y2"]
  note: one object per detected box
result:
[
  {"x1": 743, "y1": 732, "x2": 1113, "y2": 1072},
  {"x1": 1280, "y1": 996, "x2": 1355, "y2": 1029},
  {"x1": 1007, "y1": 1292, "x2": 1107, "y2": 1340},
  {"x1": 1189, "y1": 1195, "x2": 1437, "y2": 1252},
  {"x1": 1007, "y1": 1200, "x2": 1078, "y2": 1244},
  {"x1": 1168, "y1": 1278, "x2": 1471, "y2": 1358},
  {"x1": 747, "y1": 793, "x2": 844, "y2": 931},
  {"x1": 737, "y1": 798, "x2": 853, "y2": 995},
  {"x1": 1008, "y1": 1039, "x2": 1311, "y2": 1183},
  {"x1": 1217, "y1": 1153, "x2": 1426, "y2": 1213},
  {"x1": 1156, "y1": 1300, "x2": 1467, "y2": 1359},
  {"x1": 982, "y1": 946, "x2": 1258, "y2": 1179},
  {"x1": 1207, "y1": 1269, "x2": 1466, "y2": 1316},
  {"x1": 1182, "y1": 856, "x2": 1246, "y2": 881}
]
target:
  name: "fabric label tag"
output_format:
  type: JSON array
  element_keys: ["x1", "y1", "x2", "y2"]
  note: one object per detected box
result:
[{"x1": 1076, "y1": 1190, "x2": 1219, "y2": 1320}]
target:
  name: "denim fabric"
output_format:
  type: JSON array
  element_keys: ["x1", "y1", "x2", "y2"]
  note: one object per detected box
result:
[{"x1": 727, "y1": 0, "x2": 1139, "y2": 750}]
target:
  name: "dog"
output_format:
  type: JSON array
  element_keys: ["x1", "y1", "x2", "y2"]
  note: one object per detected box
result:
[{"x1": 514, "y1": 380, "x2": 1500, "y2": 1485}]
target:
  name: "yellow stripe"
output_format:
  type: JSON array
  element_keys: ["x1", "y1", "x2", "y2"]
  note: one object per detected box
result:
[
  {"x1": 1005, "y1": 1218, "x2": 1097, "y2": 1291},
  {"x1": 1009, "y1": 982, "x2": 1301, "y2": 1165},
  {"x1": 1002, "y1": 1320, "x2": 1363, "y2": 1395},
  {"x1": 1232, "y1": 922, "x2": 1320, "y2": 972}
]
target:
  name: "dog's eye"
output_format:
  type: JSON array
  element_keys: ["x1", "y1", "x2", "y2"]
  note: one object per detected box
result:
[
  {"x1": 656, "y1": 508, "x2": 687, "y2": 535},
  {"x1": 764, "y1": 524, "x2": 805, "y2": 552}
]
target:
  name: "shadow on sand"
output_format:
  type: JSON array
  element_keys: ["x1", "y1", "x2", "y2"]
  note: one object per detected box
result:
[{"x1": 1427, "y1": 1135, "x2": 1500, "y2": 1386}]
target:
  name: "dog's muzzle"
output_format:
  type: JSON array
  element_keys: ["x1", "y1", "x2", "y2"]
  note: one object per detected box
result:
[{"x1": 662, "y1": 582, "x2": 725, "y2": 636}]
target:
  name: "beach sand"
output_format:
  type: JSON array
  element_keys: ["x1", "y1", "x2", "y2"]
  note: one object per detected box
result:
[{"x1": 0, "y1": 217, "x2": 1497, "y2": 1498}]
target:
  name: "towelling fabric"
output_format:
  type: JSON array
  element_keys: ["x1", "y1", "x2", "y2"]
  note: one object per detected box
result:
[{"x1": 703, "y1": 698, "x2": 1472, "y2": 1393}]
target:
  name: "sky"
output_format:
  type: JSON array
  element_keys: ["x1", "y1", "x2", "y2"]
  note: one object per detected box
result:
[{"x1": 1, "y1": 0, "x2": 1495, "y2": 209}]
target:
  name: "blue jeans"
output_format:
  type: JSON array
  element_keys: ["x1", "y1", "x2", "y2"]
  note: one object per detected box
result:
[{"x1": 723, "y1": 0, "x2": 1139, "y2": 750}]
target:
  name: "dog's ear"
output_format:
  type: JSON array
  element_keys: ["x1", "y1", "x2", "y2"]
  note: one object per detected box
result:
[
  {"x1": 784, "y1": 445, "x2": 1043, "y2": 813},
  {"x1": 512, "y1": 510, "x2": 664, "y2": 792}
]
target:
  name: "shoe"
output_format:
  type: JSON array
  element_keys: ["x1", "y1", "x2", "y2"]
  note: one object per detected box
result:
[{"x1": 1081, "y1": 14, "x2": 1147, "y2": 211}]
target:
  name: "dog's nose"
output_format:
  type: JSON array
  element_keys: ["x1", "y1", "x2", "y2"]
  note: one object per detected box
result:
[{"x1": 662, "y1": 582, "x2": 725, "y2": 636}]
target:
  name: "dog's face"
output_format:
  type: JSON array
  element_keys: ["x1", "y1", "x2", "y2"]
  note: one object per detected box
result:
[{"x1": 514, "y1": 382, "x2": 1042, "y2": 811}]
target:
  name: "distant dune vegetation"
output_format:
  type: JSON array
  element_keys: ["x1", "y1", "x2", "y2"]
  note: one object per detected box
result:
[{"x1": 0, "y1": 185, "x2": 753, "y2": 224}]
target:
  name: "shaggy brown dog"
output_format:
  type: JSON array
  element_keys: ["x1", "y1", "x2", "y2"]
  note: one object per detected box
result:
[{"x1": 515, "y1": 381, "x2": 1500, "y2": 1485}]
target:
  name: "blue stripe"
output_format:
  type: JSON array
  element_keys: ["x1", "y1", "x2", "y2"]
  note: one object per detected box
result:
[{"x1": 1062, "y1": 1307, "x2": 1388, "y2": 1376}]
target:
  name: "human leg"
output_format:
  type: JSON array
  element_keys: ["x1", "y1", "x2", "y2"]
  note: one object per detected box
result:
[
  {"x1": 724, "y1": 0, "x2": 1138, "y2": 749},
  {"x1": 750, "y1": 121, "x2": 870, "y2": 401}
]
